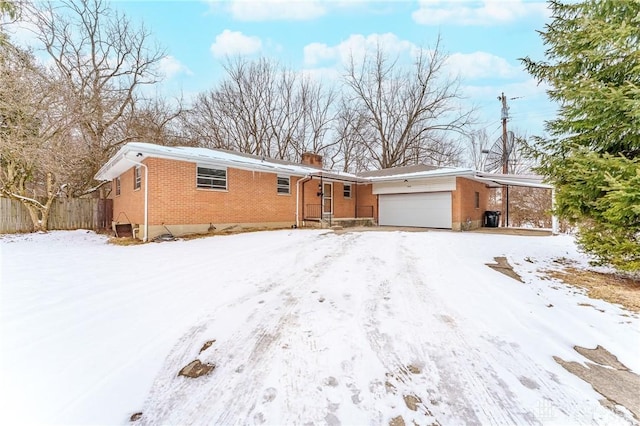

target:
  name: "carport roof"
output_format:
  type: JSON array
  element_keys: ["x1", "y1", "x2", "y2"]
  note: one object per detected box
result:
[
  {"x1": 472, "y1": 172, "x2": 553, "y2": 189},
  {"x1": 363, "y1": 168, "x2": 552, "y2": 189}
]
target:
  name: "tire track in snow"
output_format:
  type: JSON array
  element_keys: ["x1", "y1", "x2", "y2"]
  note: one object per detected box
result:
[
  {"x1": 394, "y1": 234, "x2": 543, "y2": 425},
  {"x1": 393, "y1": 233, "x2": 621, "y2": 425},
  {"x1": 138, "y1": 232, "x2": 364, "y2": 425}
]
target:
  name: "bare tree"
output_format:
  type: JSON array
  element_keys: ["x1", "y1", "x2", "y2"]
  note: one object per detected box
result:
[
  {"x1": 466, "y1": 128, "x2": 491, "y2": 170},
  {"x1": 122, "y1": 96, "x2": 186, "y2": 147},
  {"x1": 183, "y1": 57, "x2": 336, "y2": 161},
  {"x1": 179, "y1": 91, "x2": 230, "y2": 150},
  {"x1": 403, "y1": 135, "x2": 465, "y2": 167},
  {"x1": 291, "y1": 76, "x2": 337, "y2": 158},
  {"x1": 326, "y1": 97, "x2": 375, "y2": 172},
  {"x1": 184, "y1": 58, "x2": 279, "y2": 155},
  {"x1": 28, "y1": 0, "x2": 165, "y2": 196},
  {"x1": 508, "y1": 186, "x2": 552, "y2": 228},
  {"x1": 343, "y1": 37, "x2": 474, "y2": 169},
  {"x1": 0, "y1": 42, "x2": 81, "y2": 230}
]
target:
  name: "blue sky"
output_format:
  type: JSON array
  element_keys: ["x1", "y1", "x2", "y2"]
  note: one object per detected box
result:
[{"x1": 19, "y1": 0, "x2": 558, "y2": 141}]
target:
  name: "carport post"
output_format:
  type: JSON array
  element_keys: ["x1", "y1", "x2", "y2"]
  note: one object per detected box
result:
[{"x1": 551, "y1": 188, "x2": 559, "y2": 235}]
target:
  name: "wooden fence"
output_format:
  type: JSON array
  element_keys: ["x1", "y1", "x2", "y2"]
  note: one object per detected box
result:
[{"x1": 0, "y1": 197, "x2": 113, "y2": 233}]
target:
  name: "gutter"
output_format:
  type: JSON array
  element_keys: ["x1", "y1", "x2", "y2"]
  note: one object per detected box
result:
[
  {"x1": 123, "y1": 155, "x2": 149, "y2": 242},
  {"x1": 367, "y1": 168, "x2": 475, "y2": 183},
  {"x1": 115, "y1": 144, "x2": 323, "y2": 179},
  {"x1": 296, "y1": 175, "x2": 312, "y2": 228}
]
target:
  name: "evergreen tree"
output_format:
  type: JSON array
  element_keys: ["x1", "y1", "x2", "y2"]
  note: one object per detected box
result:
[{"x1": 522, "y1": 0, "x2": 640, "y2": 271}]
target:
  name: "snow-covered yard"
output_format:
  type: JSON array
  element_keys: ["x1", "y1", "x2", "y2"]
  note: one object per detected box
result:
[{"x1": 1, "y1": 229, "x2": 638, "y2": 425}]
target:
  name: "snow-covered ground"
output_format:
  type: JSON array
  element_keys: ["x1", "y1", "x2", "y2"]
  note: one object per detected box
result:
[{"x1": 1, "y1": 229, "x2": 638, "y2": 425}]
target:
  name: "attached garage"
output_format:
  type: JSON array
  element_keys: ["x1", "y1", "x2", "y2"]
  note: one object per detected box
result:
[{"x1": 379, "y1": 192, "x2": 452, "y2": 228}]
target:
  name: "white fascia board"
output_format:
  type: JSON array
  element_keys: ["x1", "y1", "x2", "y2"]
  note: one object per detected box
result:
[
  {"x1": 368, "y1": 168, "x2": 475, "y2": 183},
  {"x1": 473, "y1": 176, "x2": 553, "y2": 189},
  {"x1": 94, "y1": 142, "x2": 318, "y2": 181},
  {"x1": 306, "y1": 171, "x2": 366, "y2": 183}
]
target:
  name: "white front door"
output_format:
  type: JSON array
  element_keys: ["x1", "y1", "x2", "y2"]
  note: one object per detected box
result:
[
  {"x1": 379, "y1": 192, "x2": 452, "y2": 228},
  {"x1": 323, "y1": 182, "x2": 333, "y2": 215}
]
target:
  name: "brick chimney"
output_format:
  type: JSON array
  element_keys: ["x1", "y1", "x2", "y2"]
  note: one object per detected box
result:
[{"x1": 301, "y1": 152, "x2": 323, "y2": 169}]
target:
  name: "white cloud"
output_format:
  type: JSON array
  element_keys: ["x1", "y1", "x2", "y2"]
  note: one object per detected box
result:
[
  {"x1": 303, "y1": 42, "x2": 337, "y2": 66},
  {"x1": 159, "y1": 56, "x2": 192, "y2": 79},
  {"x1": 303, "y1": 33, "x2": 417, "y2": 67},
  {"x1": 227, "y1": 0, "x2": 326, "y2": 21},
  {"x1": 210, "y1": 30, "x2": 262, "y2": 57},
  {"x1": 412, "y1": 0, "x2": 548, "y2": 26},
  {"x1": 446, "y1": 51, "x2": 520, "y2": 80},
  {"x1": 299, "y1": 66, "x2": 342, "y2": 83}
]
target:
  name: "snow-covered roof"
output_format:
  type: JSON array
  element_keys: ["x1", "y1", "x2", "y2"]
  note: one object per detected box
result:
[
  {"x1": 473, "y1": 172, "x2": 553, "y2": 189},
  {"x1": 359, "y1": 164, "x2": 441, "y2": 178},
  {"x1": 367, "y1": 167, "x2": 476, "y2": 182},
  {"x1": 94, "y1": 142, "x2": 360, "y2": 181},
  {"x1": 94, "y1": 143, "x2": 552, "y2": 190}
]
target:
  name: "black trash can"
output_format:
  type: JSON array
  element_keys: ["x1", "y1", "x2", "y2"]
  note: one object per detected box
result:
[{"x1": 484, "y1": 211, "x2": 500, "y2": 227}]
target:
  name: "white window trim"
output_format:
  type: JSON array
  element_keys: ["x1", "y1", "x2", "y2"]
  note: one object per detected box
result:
[
  {"x1": 277, "y1": 175, "x2": 290, "y2": 195},
  {"x1": 115, "y1": 177, "x2": 121, "y2": 196},
  {"x1": 343, "y1": 183, "x2": 352, "y2": 199},
  {"x1": 196, "y1": 165, "x2": 227, "y2": 190},
  {"x1": 133, "y1": 166, "x2": 141, "y2": 190}
]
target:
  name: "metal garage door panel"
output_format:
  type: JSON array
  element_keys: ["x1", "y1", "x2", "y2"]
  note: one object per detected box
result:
[{"x1": 379, "y1": 192, "x2": 452, "y2": 228}]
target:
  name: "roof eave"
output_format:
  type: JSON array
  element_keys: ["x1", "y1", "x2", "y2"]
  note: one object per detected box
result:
[
  {"x1": 94, "y1": 143, "x2": 322, "y2": 181},
  {"x1": 368, "y1": 168, "x2": 475, "y2": 183}
]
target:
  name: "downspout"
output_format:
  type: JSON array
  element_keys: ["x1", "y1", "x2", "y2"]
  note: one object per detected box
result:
[
  {"x1": 296, "y1": 176, "x2": 312, "y2": 228},
  {"x1": 124, "y1": 156, "x2": 149, "y2": 242},
  {"x1": 355, "y1": 182, "x2": 358, "y2": 218},
  {"x1": 320, "y1": 174, "x2": 324, "y2": 224}
]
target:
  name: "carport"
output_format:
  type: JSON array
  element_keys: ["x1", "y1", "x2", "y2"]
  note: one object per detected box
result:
[
  {"x1": 472, "y1": 172, "x2": 557, "y2": 234},
  {"x1": 364, "y1": 166, "x2": 556, "y2": 233}
]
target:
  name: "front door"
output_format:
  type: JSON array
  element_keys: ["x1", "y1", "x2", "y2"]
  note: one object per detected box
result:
[{"x1": 322, "y1": 182, "x2": 333, "y2": 215}]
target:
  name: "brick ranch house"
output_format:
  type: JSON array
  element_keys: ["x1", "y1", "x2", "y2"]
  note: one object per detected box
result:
[{"x1": 95, "y1": 142, "x2": 552, "y2": 241}]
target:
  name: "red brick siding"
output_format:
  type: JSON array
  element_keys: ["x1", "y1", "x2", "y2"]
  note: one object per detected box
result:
[
  {"x1": 452, "y1": 177, "x2": 489, "y2": 230},
  {"x1": 298, "y1": 178, "x2": 376, "y2": 219},
  {"x1": 149, "y1": 158, "x2": 303, "y2": 225},
  {"x1": 113, "y1": 158, "x2": 299, "y2": 226},
  {"x1": 333, "y1": 182, "x2": 357, "y2": 218},
  {"x1": 300, "y1": 178, "x2": 323, "y2": 218},
  {"x1": 112, "y1": 165, "x2": 145, "y2": 224},
  {"x1": 356, "y1": 184, "x2": 378, "y2": 221},
  {"x1": 113, "y1": 158, "x2": 379, "y2": 225}
]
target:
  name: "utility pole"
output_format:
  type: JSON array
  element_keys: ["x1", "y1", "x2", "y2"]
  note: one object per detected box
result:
[{"x1": 498, "y1": 92, "x2": 509, "y2": 227}]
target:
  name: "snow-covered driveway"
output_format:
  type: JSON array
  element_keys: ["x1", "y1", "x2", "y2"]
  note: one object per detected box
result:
[{"x1": 1, "y1": 229, "x2": 638, "y2": 425}]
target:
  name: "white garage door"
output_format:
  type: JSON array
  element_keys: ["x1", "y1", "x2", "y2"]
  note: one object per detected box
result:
[{"x1": 379, "y1": 192, "x2": 452, "y2": 228}]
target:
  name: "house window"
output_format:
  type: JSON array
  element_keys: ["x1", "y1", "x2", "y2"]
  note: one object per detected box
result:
[
  {"x1": 277, "y1": 176, "x2": 290, "y2": 194},
  {"x1": 115, "y1": 177, "x2": 121, "y2": 196},
  {"x1": 343, "y1": 184, "x2": 352, "y2": 198},
  {"x1": 474, "y1": 191, "x2": 480, "y2": 209},
  {"x1": 134, "y1": 166, "x2": 141, "y2": 190},
  {"x1": 197, "y1": 166, "x2": 227, "y2": 190}
]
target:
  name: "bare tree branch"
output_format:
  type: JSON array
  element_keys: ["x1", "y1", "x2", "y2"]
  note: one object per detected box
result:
[{"x1": 343, "y1": 36, "x2": 475, "y2": 169}]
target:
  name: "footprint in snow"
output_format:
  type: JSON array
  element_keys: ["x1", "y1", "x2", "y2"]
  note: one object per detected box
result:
[{"x1": 262, "y1": 387, "x2": 277, "y2": 403}]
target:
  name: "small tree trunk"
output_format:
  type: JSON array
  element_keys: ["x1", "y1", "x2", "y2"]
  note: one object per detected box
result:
[{"x1": 24, "y1": 203, "x2": 45, "y2": 232}]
